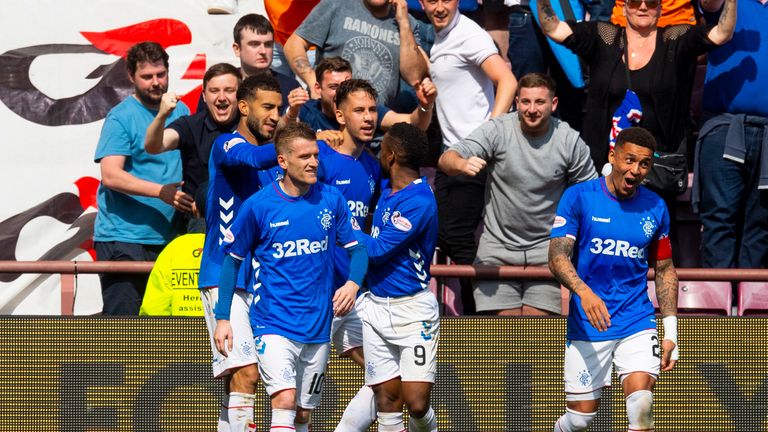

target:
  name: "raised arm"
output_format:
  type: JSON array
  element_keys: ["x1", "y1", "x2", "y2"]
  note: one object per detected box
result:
[
  {"x1": 654, "y1": 257, "x2": 679, "y2": 370},
  {"x1": 548, "y1": 236, "x2": 611, "y2": 330},
  {"x1": 144, "y1": 92, "x2": 181, "y2": 154},
  {"x1": 284, "y1": 33, "x2": 320, "y2": 98},
  {"x1": 706, "y1": 0, "x2": 737, "y2": 46},
  {"x1": 536, "y1": 0, "x2": 574, "y2": 43},
  {"x1": 393, "y1": 0, "x2": 429, "y2": 88}
]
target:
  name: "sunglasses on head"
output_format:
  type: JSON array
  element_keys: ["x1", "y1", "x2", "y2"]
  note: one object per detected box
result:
[{"x1": 627, "y1": 0, "x2": 660, "y2": 8}]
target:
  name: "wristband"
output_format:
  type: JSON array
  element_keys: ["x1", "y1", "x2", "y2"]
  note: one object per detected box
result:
[
  {"x1": 662, "y1": 315, "x2": 679, "y2": 361},
  {"x1": 419, "y1": 103, "x2": 434, "y2": 112}
]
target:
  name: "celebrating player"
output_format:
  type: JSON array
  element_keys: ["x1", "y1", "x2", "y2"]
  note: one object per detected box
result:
[
  {"x1": 197, "y1": 73, "x2": 282, "y2": 431},
  {"x1": 360, "y1": 123, "x2": 440, "y2": 432},
  {"x1": 214, "y1": 122, "x2": 368, "y2": 432},
  {"x1": 548, "y1": 127, "x2": 679, "y2": 431}
]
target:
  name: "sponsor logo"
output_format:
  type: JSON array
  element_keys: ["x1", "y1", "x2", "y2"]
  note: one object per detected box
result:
[
  {"x1": 223, "y1": 137, "x2": 244, "y2": 152},
  {"x1": 271, "y1": 236, "x2": 329, "y2": 259},
  {"x1": 348, "y1": 200, "x2": 369, "y2": 218},
  {"x1": 391, "y1": 211, "x2": 412, "y2": 232},
  {"x1": 641, "y1": 216, "x2": 656, "y2": 238},
  {"x1": 553, "y1": 215, "x2": 567, "y2": 228},
  {"x1": 589, "y1": 238, "x2": 645, "y2": 259},
  {"x1": 318, "y1": 208, "x2": 333, "y2": 230},
  {"x1": 591, "y1": 216, "x2": 611, "y2": 223},
  {"x1": 269, "y1": 220, "x2": 290, "y2": 228},
  {"x1": 335, "y1": 179, "x2": 351, "y2": 185}
]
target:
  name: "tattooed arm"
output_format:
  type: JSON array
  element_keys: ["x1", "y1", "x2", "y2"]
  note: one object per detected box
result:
[
  {"x1": 654, "y1": 257, "x2": 679, "y2": 371},
  {"x1": 284, "y1": 33, "x2": 320, "y2": 98},
  {"x1": 536, "y1": 0, "x2": 574, "y2": 43},
  {"x1": 707, "y1": 0, "x2": 737, "y2": 45},
  {"x1": 549, "y1": 237, "x2": 611, "y2": 331}
]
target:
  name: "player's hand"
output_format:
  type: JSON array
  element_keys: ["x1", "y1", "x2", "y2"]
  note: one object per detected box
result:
[
  {"x1": 159, "y1": 92, "x2": 178, "y2": 118},
  {"x1": 578, "y1": 288, "x2": 611, "y2": 332},
  {"x1": 461, "y1": 156, "x2": 487, "y2": 176},
  {"x1": 317, "y1": 130, "x2": 344, "y2": 149},
  {"x1": 214, "y1": 319, "x2": 233, "y2": 357},
  {"x1": 286, "y1": 87, "x2": 310, "y2": 120},
  {"x1": 661, "y1": 339, "x2": 678, "y2": 371},
  {"x1": 333, "y1": 281, "x2": 360, "y2": 317},
  {"x1": 159, "y1": 182, "x2": 195, "y2": 213},
  {"x1": 415, "y1": 77, "x2": 437, "y2": 112}
]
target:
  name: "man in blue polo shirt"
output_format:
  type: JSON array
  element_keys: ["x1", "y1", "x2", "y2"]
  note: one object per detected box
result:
[{"x1": 548, "y1": 128, "x2": 680, "y2": 432}]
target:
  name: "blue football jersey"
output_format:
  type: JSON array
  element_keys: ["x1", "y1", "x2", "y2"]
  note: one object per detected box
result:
[
  {"x1": 317, "y1": 141, "x2": 381, "y2": 289},
  {"x1": 551, "y1": 178, "x2": 671, "y2": 341},
  {"x1": 222, "y1": 182, "x2": 360, "y2": 343},
  {"x1": 198, "y1": 132, "x2": 277, "y2": 289},
  {"x1": 363, "y1": 177, "x2": 437, "y2": 298}
]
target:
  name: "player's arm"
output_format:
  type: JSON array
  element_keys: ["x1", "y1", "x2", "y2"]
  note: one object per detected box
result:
[
  {"x1": 363, "y1": 205, "x2": 425, "y2": 264},
  {"x1": 536, "y1": 0, "x2": 575, "y2": 43},
  {"x1": 393, "y1": 0, "x2": 429, "y2": 89},
  {"x1": 654, "y1": 257, "x2": 679, "y2": 371},
  {"x1": 213, "y1": 253, "x2": 242, "y2": 356},
  {"x1": 333, "y1": 242, "x2": 368, "y2": 317},
  {"x1": 217, "y1": 137, "x2": 279, "y2": 169},
  {"x1": 548, "y1": 236, "x2": 611, "y2": 331},
  {"x1": 706, "y1": 0, "x2": 737, "y2": 46},
  {"x1": 144, "y1": 92, "x2": 181, "y2": 154},
  {"x1": 480, "y1": 54, "x2": 517, "y2": 118},
  {"x1": 100, "y1": 155, "x2": 194, "y2": 213},
  {"x1": 284, "y1": 33, "x2": 320, "y2": 98}
]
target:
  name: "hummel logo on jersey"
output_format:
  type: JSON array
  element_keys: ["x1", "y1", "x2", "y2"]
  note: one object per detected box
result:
[
  {"x1": 591, "y1": 216, "x2": 611, "y2": 223},
  {"x1": 272, "y1": 236, "x2": 329, "y2": 259},
  {"x1": 335, "y1": 179, "x2": 351, "y2": 185},
  {"x1": 589, "y1": 238, "x2": 646, "y2": 259},
  {"x1": 269, "y1": 220, "x2": 290, "y2": 228}
]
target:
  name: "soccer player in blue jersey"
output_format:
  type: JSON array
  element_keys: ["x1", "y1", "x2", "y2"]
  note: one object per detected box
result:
[
  {"x1": 548, "y1": 127, "x2": 679, "y2": 432},
  {"x1": 214, "y1": 122, "x2": 368, "y2": 432},
  {"x1": 361, "y1": 123, "x2": 440, "y2": 432},
  {"x1": 198, "y1": 73, "x2": 282, "y2": 432}
]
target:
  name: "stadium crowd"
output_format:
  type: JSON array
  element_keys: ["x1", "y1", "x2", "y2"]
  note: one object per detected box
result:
[{"x1": 88, "y1": 0, "x2": 765, "y2": 430}]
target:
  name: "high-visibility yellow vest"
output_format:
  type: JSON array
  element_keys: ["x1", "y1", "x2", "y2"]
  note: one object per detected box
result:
[{"x1": 139, "y1": 233, "x2": 205, "y2": 317}]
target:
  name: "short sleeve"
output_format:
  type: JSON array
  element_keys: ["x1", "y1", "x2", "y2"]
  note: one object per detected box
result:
[
  {"x1": 649, "y1": 199, "x2": 672, "y2": 261},
  {"x1": 294, "y1": 0, "x2": 336, "y2": 47},
  {"x1": 222, "y1": 198, "x2": 262, "y2": 260},
  {"x1": 551, "y1": 184, "x2": 583, "y2": 240},
  {"x1": 94, "y1": 114, "x2": 132, "y2": 162},
  {"x1": 463, "y1": 31, "x2": 498, "y2": 67},
  {"x1": 167, "y1": 115, "x2": 193, "y2": 152}
]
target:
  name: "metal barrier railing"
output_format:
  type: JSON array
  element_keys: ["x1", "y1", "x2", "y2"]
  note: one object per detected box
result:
[{"x1": 2, "y1": 261, "x2": 768, "y2": 315}]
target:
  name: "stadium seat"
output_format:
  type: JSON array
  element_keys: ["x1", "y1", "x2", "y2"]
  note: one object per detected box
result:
[
  {"x1": 647, "y1": 281, "x2": 732, "y2": 315},
  {"x1": 737, "y1": 282, "x2": 768, "y2": 316}
]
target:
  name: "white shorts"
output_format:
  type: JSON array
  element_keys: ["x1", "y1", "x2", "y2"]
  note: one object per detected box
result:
[
  {"x1": 331, "y1": 294, "x2": 365, "y2": 357},
  {"x1": 361, "y1": 289, "x2": 440, "y2": 386},
  {"x1": 255, "y1": 334, "x2": 331, "y2": 409},
  {"x1": 201, "y1": 288, "x2": 257, "y2": 378},
  {"x1": 564, "y1": 329, "x2": 660, "y2": 400}
]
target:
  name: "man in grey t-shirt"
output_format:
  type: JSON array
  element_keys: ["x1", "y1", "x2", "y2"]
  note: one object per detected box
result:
[
  {"x1": 438, "y1": 73, "x2": 597, "y2": 315},
  {"x1": 283, "y1": 0, "x2": 427, "y2": 109}
]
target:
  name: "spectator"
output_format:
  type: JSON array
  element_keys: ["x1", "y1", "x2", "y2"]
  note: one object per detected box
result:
[
  {"x1": 139, "y1": 189, "x2": 207, "y2": 317},
  {"x1": 284, "y1": 0, "x2": 429, "y2": 109},
  {"x1": 694, "y1": 0, "x2": 767, "y2": 269},
  {"x1": 439, "y1": 73, "x2": 596, "y2": 315},
  {"x1": 281, "y1": 57, "x2": 436, "y2": 143},
  {"x1": 198, "y1": 14, "x2": 301, "y2": 114},
  {"x1": 611, "y1": 0, "x2": 696, "y2": 26},
  {"x1": 424, "y1": 0, "x2": 517, "y2": 314},
  {"x1": 93, "y1": 42, "x2": 192, "y2": 316},
  {"x1": 144, "y1": 63, "x2": 241, "y2": 221}
]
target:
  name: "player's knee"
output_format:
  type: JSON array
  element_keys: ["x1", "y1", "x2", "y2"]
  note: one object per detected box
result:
[
  {"x1": 555, "y1": 408, "x2": 597, "y2": 431},
  {"x1": 405, "y1": 399, "x2": 430, "y2": 418},
  {"x1": 271, "y1": 389, "x2": 297, "y2": 410},
  {"x1": 295, "y1": 407, "x2": 311, "y2": 424},
  {"x1": 626, "y1": 390, "x2": 654, "y2": 430},
  {"x1": 373, "y1": 386, "x2": 402, "y2": 411},
  {"x1": 230, "y1": 364, "x2": 259, "y2": 393}
]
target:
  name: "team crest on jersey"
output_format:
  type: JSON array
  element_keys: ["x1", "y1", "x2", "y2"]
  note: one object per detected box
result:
[
  {"x1": 640, "y1": 216, "x2": 656, "y2": 238},
  {"x1": 382, "y1": 207, "x2": 391, "y2": 224},
  {"x1": 223, "y1": 137, "x2": 245, "y2": 152},
  {"x1": 553, "y1": 215, "x2": 566, "y2": 228},
  {"x1": 391, "y1": 211, "x2": 412, "y2": 232},
  {"x1": 317, "y1": 208, "x2": 333, "y2": 230},
  {"x1": 351, "y1": 217, "x2": 361, "y2": 231},
  {"x1": 368, "y1": 175, "x2": 376, "y2": 194},
  {"x1": 367, "y1": 361, "x2": 376, "y2": 378},
  {"x1": 577, "y1": 369, "x2": 592, "y2": 387}
]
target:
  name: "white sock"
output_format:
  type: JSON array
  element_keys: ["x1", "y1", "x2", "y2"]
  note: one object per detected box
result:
[
  {"x1": 228, "y1": 392, "x2": 255, "y2": 431},
  {"x1": 217, "y1": 392, "x2": 230, "y2": 432},
  {"x1": 377, "y1": 411, "x2": 405, "y2": 432},
  {"x1": 271, "y1": 408, "x2": 296, "y2": 431},
  {"x1": 295, "y1": 422, "x2": 309, "y2": 432},
  {"x1": 408, "y1": 406, "x2": 437, "y2": 432},
  {"x1": 335, "y1": 385, "x2": 377, "y2": 432},
  {"x1": 553, "y1": 408, "x2": 596, "y2": 432}
]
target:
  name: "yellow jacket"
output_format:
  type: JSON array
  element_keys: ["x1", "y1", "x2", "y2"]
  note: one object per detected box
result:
[{"x1": 139, "y1": 233, "x2": 205, "y2": 317}]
